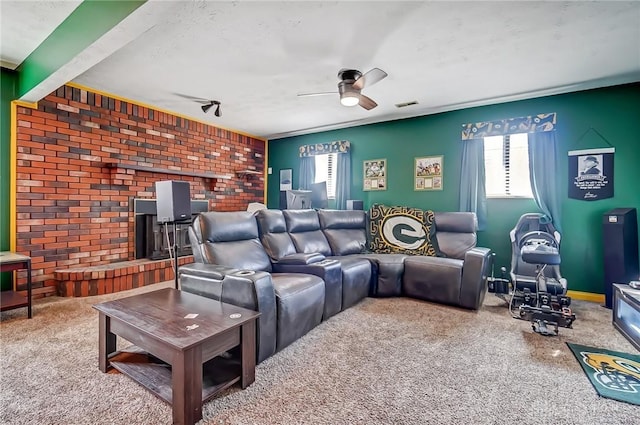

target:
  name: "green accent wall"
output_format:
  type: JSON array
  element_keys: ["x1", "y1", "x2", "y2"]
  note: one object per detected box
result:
[
  {"x1": 1, "y1": 68, "x2": 18, "y2": 290},
  {"x1": 17, "y1": 0, "x2": 146, "y2": 97},
  {"x1": 267, "y1": 83, "x2": 640, "y2": 294}
]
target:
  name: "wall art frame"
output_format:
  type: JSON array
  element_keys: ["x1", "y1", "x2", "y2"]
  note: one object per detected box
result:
[
  {"x1": 279, "y1": 168, "x2": 292, "y2": 191},
  {"x1": 363, "y1": 158, "x2": 387, "y2": 191},
  {"x1": 414, "y1": 155, "x2": 443, "y2": 191}
]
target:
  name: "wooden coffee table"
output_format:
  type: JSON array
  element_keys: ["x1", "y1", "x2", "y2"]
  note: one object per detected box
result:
[{"x1": 94, "y1": 288, "x2": 260, "y2": 425}]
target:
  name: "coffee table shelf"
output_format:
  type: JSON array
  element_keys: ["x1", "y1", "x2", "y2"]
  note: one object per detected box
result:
[{"x1": 110, "y1": 351, "x2": 242, "y2": 404}]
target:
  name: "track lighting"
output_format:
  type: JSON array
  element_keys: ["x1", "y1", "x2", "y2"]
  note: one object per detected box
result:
[{"x1": 202, "y1": 100, "x2": 221, "y2": 117}]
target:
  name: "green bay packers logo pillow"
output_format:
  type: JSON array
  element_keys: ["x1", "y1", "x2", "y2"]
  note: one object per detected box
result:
[{"x1": 368, "y1": 204, "x2": 441, "y2": 256}]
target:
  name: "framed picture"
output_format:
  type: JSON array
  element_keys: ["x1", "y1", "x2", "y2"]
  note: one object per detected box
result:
[
  {"x1": 363, "y1": 158, "x2": 387, "y2": 191},
  {"x1": 280, "y1": 169, "x2": 292, "y2": 191},
  {"x1": 415, "y1": 156, "x2": 443, "y2": 191}
]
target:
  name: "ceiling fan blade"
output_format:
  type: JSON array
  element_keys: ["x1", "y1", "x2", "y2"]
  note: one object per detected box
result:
[
  {"x1": 352, "y1": 68, "x2": 387, "y2": 90},
  {"x1": 358, "y1": 94, "x2": 377, "y2": 110},
  {"x1": 297, "y1": 92, "x2": 338, "y2": 97}
]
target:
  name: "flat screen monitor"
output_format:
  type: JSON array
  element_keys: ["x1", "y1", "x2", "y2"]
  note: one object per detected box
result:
[
  {"x1": 286, "y1": 189, "x2": 312, "y2": 209},
  {"x1": 310, "y1": 181, "x2": 328, "y2": 209}
]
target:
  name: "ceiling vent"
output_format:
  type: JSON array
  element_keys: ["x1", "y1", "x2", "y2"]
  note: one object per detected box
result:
[{"x1": 395, "y1": 101, "x2": 419, "y2": 108}]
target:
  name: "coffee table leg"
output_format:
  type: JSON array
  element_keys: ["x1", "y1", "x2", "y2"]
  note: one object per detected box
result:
[
  {"x1": 241, "y1": 320, "x2": 257, "y2": 388},
  {"x1": 98, "y1": 313, "x2": 116, "y2": 373},
  {"x1": 172, "y1": 347, "x2": 202, "y2": 425}
]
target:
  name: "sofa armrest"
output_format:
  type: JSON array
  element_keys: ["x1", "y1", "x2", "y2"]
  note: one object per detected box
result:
[
  {"x1": 459, "y1": 247, "x2": 492, "y2": 309},
  {"x1": 275, "y1": 252, "x2": 326, "y2": 265},
  {"x1": 179, "y1": 264, "x2": 278, "y2": 363},
  {"x1": 179, "y1": 263, "x2": 238, "y2": 280},
  {"x1": 272, "y1": 259, "x2": 343, "y2": 319},
  {"x1": 222, "y1": 270, "x2": 278, "y2": 363}
]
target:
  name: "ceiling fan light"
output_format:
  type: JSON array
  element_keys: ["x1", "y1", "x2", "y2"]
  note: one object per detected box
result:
[
  {"x1": 340, "y1": 93, "x2": 359, "y2": 107},
  {"x1": 201, "y1": 102, "x2": 213, "y2": 113}
]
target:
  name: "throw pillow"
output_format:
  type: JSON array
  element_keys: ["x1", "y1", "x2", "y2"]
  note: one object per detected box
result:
[{"x1": 368, "y1": 204, "x2": 442, "y2": 256}]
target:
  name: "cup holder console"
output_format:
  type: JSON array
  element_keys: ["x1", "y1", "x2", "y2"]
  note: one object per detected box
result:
[{"x1": 235, "y1": 270, "x2": 256, "y2": 276}]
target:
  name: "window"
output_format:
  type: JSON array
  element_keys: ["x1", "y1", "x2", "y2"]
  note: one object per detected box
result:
[
  {"x1": 314, "y1": 153, "x2": 337, "y2": 198},
  {"x1": 483, "y1": 133, "x2": 533, "y2": 198}
]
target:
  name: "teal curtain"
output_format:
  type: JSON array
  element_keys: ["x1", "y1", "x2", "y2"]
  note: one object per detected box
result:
[
  {"x1": 298, "y1": 156, "x2": 315, "y2": 190},
  {"x1": 528, "y1": 131, "x2": 562, "y2": 232},
  {"x1": 459, "y1": 139, "x2": 487, "y2": 230},
  {"x1": 335, "y1": 151, "x2": 351, "y2": 209}
]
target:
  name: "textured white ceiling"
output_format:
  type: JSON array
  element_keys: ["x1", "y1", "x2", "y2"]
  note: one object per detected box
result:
[
  {"x1": 2, "y1": 1, "x2": 640, "y2": 139},
  {"x1": 0, "y1": 0, "x2": 82, "y2": 68}
]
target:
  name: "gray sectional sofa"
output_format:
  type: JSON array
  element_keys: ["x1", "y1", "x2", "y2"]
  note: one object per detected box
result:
[{"x1": 179, "y1": 208, "x2": 491, "y2": 363}]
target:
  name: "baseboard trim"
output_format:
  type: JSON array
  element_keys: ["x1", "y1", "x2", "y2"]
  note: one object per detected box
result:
[{"x1": 567, "y1": 290, "x2": 605, "y2": 304}]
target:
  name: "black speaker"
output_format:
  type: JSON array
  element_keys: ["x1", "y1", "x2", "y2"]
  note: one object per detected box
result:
[
  {"x1": 603, "y1": 208, "x2": 639, "y2": 308},
  {"x1": 155, "y1": 180, "x2": 191, "y2": 223},
  {"x1": 279, "y1": 190, "x2": 287, "y2": 210},
  {"x1": 346, "y1": 200, "x2": 364, "y2": 210}
]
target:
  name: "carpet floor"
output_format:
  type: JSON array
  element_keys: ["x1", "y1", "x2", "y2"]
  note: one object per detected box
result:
[{"x1": 1, "y1": 282, "x2": 639, "y2": 425}]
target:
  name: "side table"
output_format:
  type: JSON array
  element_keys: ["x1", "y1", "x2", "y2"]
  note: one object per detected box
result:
[{"x1": 0, "y1": 252, "x2": 32, "y2": 318}]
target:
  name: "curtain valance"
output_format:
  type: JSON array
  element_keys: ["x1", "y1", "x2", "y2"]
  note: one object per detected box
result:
[
  {"x1": 299, "y1": 140, "x2": 350, "y2": 157},
  {"x1": 461, "y1": 113, "x2": 556, "y2": 140}
]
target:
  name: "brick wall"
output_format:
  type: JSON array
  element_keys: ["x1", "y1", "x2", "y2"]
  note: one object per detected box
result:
[{"x1": 15, "y1": 85, "x2": 265, "y2": 296}]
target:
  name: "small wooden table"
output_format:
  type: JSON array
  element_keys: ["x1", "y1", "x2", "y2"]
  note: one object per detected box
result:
[
  {"x1": 0, "y1": 252, "x2": 32, "y2": 318},
  {"x1": 94, "y1": 288, "x2": 260, "y2": 425}
]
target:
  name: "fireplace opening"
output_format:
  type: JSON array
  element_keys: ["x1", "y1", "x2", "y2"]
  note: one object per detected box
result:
[{"x1": 134, "y1": 199, "x2": 209, "y2": 260}]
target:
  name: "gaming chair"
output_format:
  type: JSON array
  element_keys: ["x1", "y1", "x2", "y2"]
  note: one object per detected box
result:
[{"x1": 510, "y1": 213, "x2": 567, "y2": 296}]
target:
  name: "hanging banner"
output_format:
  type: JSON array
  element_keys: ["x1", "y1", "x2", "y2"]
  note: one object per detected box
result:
[{"x1": 568, "y1": 148, "x2": 615, "y2": 201}]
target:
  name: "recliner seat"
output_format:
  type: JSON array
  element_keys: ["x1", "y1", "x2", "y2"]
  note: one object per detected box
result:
[
  {"x1": 403, "y1": 212, "x2": 491, "y2": 309},
  {"x1": 180, "y1": 211, "x2": 325, "y2": 363},
  {"x1": 255, "y1": 208, "x2": 343, "y2": 319},
  {"x1": 282, "y1": 209, "x2": 373, "y2": 309},
  {"x1": 316, "y1": 209, "x2": 405, "y2": 298}
]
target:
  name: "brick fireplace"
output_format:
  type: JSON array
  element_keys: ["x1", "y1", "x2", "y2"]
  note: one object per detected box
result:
[{"x1": 14, "y1": 84, "x2": 265, "y2": 297}]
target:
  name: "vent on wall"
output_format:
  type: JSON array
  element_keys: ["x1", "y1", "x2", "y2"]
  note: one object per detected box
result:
[{"x1": 395, "y1": 101, "x2": 419, "y2": 108}]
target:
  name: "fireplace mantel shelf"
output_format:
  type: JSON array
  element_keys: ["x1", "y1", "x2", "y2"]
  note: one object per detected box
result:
[
  {"x1": 235, "y1": 169, "x2": 262, "y2": 178},
  {"x1": 105, "y1": 163, "x2": 232, "y2": 189}
]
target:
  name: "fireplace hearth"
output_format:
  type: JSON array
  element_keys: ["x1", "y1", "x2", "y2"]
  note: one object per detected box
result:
[{"x1": 134, "y1": 199, "x2": 209, "y2": 260}]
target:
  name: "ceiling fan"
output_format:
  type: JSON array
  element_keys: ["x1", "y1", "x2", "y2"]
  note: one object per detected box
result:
[{"x1": 298, "y1": 68, "x2": 388, "y2": 110}]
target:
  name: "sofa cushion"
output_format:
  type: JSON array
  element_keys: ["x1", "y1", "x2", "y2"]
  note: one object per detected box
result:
[
  {"x1": 403, "y1": 256, "x2": 464, "y2": 306},
  {"x1": 198, "y1": 211, "x2": 261, "y2": 242},
  {"x1": 434, "y1": 212, "x2": 477, "y2": 260},
  {"x1": 327, "y1": 255, "x2": 372, "y2": 307},
  {"x1": 368, "y1": 204, "x2": 441, "y2": 256},
  {"x1": 204, "y1": 239, "x2": 273, "y2": 272},
  {"x1": 318, "y1": 210, "x2": 368, "y2": 255},
  {"x1": 194, "y1": 212, "x2": 273, "y2": 272},
  {"x1": 352, "y1": 253, "x2": 407, "y2": 297},
  {"x1": 283, "y1": 210, "x2": 332, "y2": 255},
  {"x1": 283, "y1": 209, "x2": 322, "y2": 232},
  {"x1": 255, "y1": 209, "x2": 298, "y2": 261},
  {"x1": 271, "y1": 273, "x2": 325, "y2": 351}
]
